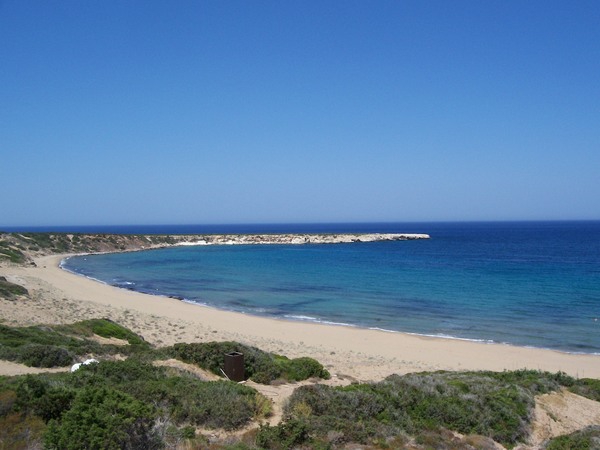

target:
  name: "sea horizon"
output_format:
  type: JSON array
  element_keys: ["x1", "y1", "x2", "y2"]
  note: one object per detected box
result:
[{"x1": 3, "y1": 218, "x2": 600, "y2": 235}]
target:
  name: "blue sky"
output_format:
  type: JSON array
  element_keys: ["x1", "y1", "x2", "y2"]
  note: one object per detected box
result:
[{"x1": 1, "y1": 1, "x2": 599, "y2": 226}]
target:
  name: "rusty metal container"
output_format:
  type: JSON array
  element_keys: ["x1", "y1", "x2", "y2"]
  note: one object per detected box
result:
[{"x1": 224, "y1": 351, "x2": 245, "y2": 381}]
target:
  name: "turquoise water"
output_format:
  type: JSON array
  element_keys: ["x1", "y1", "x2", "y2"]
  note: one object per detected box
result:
[{"x1": 62, "y1": 222, "x2": 600, "y2": 353}]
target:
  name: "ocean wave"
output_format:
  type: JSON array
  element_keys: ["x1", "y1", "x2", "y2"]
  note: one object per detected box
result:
[
  {"x1": 112, "y1": 280, "x2": 135, "y2": 286},
  {"x1": 284, "y1": 314, "x2": 318, "y2": 321},
  {"x1": 366, "y1": 326, "x2": 502, "y2": 344},
  {"x1": 283, "y1": 314, "x2": 356, "y2": 328},
  {"x1": 182, "y1": 298, "x2": 209, "y2": 307}
]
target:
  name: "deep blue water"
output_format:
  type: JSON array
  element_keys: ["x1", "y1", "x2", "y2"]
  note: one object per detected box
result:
[{"x1": 61, "y1": 221, "x2": 600, "y2": 353}]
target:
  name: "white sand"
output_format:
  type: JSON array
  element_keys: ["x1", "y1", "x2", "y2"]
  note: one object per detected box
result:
[{"x1": 1, "y1": 254, "x2": 599, "y2": 381}]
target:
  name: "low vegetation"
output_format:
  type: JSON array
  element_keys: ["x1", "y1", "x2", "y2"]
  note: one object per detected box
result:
[
  {"x1": 0, "y1": 232, "x2": 185, "y2": 266},
  {"x1": 56, "y1": 318, "x2": 148, "y2": 347},
  {"x1": 256, "y1": 370, "x2": 600, "y2": 449},
  {"x1": 0, "y1": 276, "x2": 28, "y2": 299},
  {"x1": 167, "y1": 341, "x2": 330, "y2": 384},
  {"x1": 0, "y1": 320, "x2": 332, "y2": 448},
  {"x1": 0, "y1": 239, "x2": 27, "y2": 264},
  {"x1": 0, "y1": 319, "x2": 149, "y2": 368},
  {"x1": 544, "y1": 425, "x2": 600, "y2": 449},
  {"x1": 1, "y1": 358, "x2": 271, "y2": 449},
  {"x1": 2, "y1": 319, "x2": 600, "y2": 449}
]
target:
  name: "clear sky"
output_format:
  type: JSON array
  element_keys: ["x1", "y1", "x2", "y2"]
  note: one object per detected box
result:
[{"x1": 1, "y1": 1, "x2": 599, "y2": 226}]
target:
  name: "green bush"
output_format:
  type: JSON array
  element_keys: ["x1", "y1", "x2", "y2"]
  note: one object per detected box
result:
[
  {"x1": 169, "y1": 379, "x2": 264, "y2": 429},
  {"x1": 19, "y1": 344, "x2": 75, "y2": 368},
  {"x1": 255, "y1": 419, "x2": 309, "y2": 449},
  {"x1": 2, "y1": 358, "x2": 270, "y2": 447},
  {"x1": 43, "y1": 386, "x2": 161, "y2": 450},
  {"x1": 283, "y1": 371, "x2": 564, "y2": 447},
  {"x1": 71, "y1": 359, "x2": 269, "y2": 430},
  {"x1": 168, "y1": 341, "x2": 276, "y2": 382},
  {"x1": 569, "y1": 378, "x2": 600, "y2": 402},
  {"x1": 544, "y1": 425, "x2": 600, "y2": 449},
  {"x1": 274, "y1": 356, "x2": 331, "y2": 382},
  {"x1": 64, "y1": 319, "x2": 148, "y2": 345},
  {"x1": 481, "y1": 369, "x2": 575, "y2": 393},
  {"x1": 14, "y1": 375, "x2": 75, "y2": 422},
  {"x1": 283, "y1": 384, "x2": 401, "y2": 444},
  {"x1": 168, "y1": 341, "x2": 329, "y2": 384},
  {"x1": 0, "y1": 240, "x2": 26, "y2": 264},
  {"x1": 0, "y1": 320, "x2": 150, "y2": 367},
  {"x1": 60, "y1": 318, "x2": 148, "y2": 347},
  {"x1": 0, "y1": 324, "x2": 99, "y2": 366}
]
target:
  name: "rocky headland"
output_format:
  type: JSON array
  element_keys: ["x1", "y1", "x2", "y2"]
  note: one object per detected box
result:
[
  {"x1": 0, "y1": 232, "x2": 429, "y2": 265},
  {"x1": 175, "y1": 232, "x2": 430, "y2": 246}
]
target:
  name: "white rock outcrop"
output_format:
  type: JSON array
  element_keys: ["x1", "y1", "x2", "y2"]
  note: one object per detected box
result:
[{"x1": 174, "y1": 233, "x2": 429, "y2": 247}]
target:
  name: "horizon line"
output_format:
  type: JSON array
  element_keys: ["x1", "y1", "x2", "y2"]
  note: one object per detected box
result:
[{"x1": 2, "y1": 218, "x2": 600, "y2": 232}]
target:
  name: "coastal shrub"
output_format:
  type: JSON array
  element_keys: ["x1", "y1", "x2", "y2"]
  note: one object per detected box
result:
[
  {"x1": 14, "y1": 375, "x2": 75, "y2": 422},
  {"x1": 0, "y1": 321, "x2": 150, "y2": 366},
  {"x1": 19, "y1": 344, "x2": 75, "y2": 368},
  {"x1": 70, "y1": 358, "x2": 164, "y2": 389},
  {"x1": 384, "y1": 372, "x2": 534, "y2": 442},
  {"x1": 482, "y1": 369, "x2": 575, "y2": 393},
  {"x1": 544, "y1": 425, "x2": 600, "y2": 449},
  {"x1": 57, "y1": 318, "x2": 148, "y2": 346},
  {"x1": 283, "y1": 383, "x2": 403, "y2": 444},
  {"x1": 169, "y1": 379, "x2": 265, "y2": 429},
  {"x1": 1, "y1": 359, "x2": 270, "y2": 445},
  {"x1": 0, "y1": 389, "x2": 17, "y2": 416},
  {"x1": 0, "y1": 410, "x2": 46, "y2": 449},
  {"x1": 255, "y1": 419, "x2": 309, "y2": 449},
  {"x1": 569, "y1": 378, "x2": 600, "y2": 402},
  {"x1": 2, "y1": 375, "x2": 71, "y2": 448},
  {"x1": 274, "y1": 355, "x2": 331, "y2": 382},
  {"x1": 168, "y1": 341, "x2": 277, "y2": 382},
  {"x1": 3, "y1": 358, "x2": 596, "y2": 450},
  {"x1": 0, "y1": 324, "x2": 88, "y2": 367},
  {"x1": 168, "y1": 342, "x2": 329, "y2": 384},
  {"x1": 283, "y1": 371, "x2": 548, "y2": 447},
  {"x1": 43, "y1": 386, "x2": 161, "y2": 450},
  {"x1": 70, "y1": 359, "x2": 270, "y2": 430},
  {"x1": 0, "y1": 323, "x2": 96, "y2": 352},
  {"x1": 0, "y1": 276, "x2": 29, "y2": 298},
  {"x1": 0, "y1": 240, "x2": 26, "y2": 264}
]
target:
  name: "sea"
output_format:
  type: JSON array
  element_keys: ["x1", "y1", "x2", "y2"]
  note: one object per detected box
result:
[{"x1": 56, "y1": 221, "x2": 600, "y2": 354}]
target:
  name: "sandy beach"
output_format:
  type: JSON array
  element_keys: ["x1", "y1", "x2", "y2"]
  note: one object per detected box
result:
[{"x1": 1, "y1": 254, "x2": 600, "y2": 381}]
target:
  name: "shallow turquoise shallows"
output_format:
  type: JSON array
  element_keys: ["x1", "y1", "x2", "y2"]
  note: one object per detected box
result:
[{"x1": 63, "y1": 221, "x2": 600, "y2": 354}]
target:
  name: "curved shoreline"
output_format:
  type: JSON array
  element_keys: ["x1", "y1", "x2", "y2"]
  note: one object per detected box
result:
[
  {"x1": 60, "y1": 260, "x2": 600, "y2": 357},
  {"x1": 1, "y1": 253, "x2": 596, "y2": 380},
  {"x1": 61, "y1": 245, "x2": 600, "y2": 358}
]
